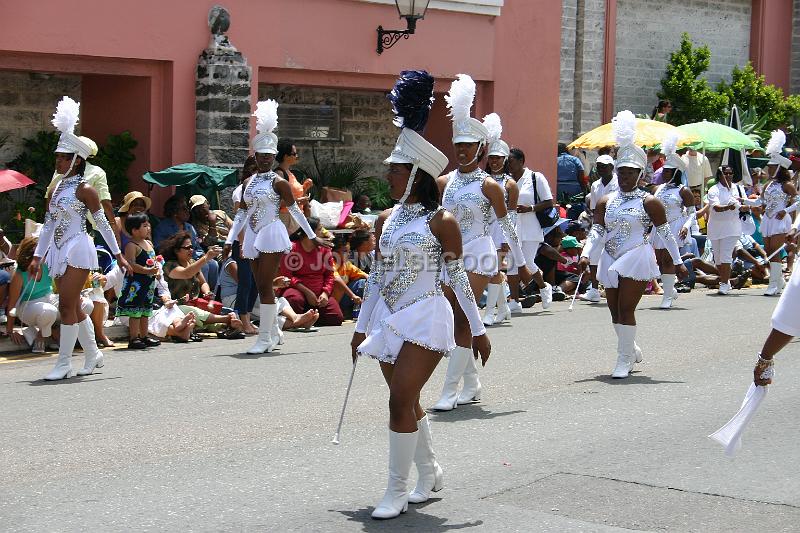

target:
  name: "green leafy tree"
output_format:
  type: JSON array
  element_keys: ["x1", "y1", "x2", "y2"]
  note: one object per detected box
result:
[
  {"x1": 657, "y1": 33, "x2": 729, "y2": 125},
  {"x1": 93, "y1": 130, "x2": 137, "y2": 196},
  {"x1": 717, "y1": 63, "x2": 790, "y2": 130}
]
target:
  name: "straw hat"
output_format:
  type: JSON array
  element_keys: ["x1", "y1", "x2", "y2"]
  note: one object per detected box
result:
[{"x1": 118, "y1": 191, "x2": 152, "y2": 213}]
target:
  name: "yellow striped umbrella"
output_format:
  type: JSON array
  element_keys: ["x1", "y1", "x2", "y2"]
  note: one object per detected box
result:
[{"x1": 568, "y1": 119, "x2": 698, "y2": 150}]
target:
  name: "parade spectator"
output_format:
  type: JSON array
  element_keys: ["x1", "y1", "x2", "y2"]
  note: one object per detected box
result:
[
  {"x1": 117, "y1": 213, "x2": 160, "y2": 349},
  {"x1": 274, "y1": 138, "x2": 313, "y2": 232},
  {"x1": 332, "y1": 235, "x2": 367, "y2": 319},
  {"x1": 350, "y1": 230, "x2": 375, "y2": 274},
  {"x1": 556, "y1": 142, "x2": 586, "y2": 198},
  {"x1": 116, "y1": 191, "x2": 152, "y2": 251},
  {"x1": 353, "y1": 194, "x2": 373, "y2": 214},
  {"x1": 650, "y1": 99, "x2": 672, "y2": 121},
  {"x1": 161, "y1": 232, "x2": 242, "y2": 337},
  {"x1": 190, "y1": 194, "x2": 233, "y2": 248},
  {"x1": 279, "y1": 217, "x2": 343, "y2": 326},
  {"x1": 154, "y1": 195, "x2": 219, "y2": 290},
  {"x1": 556, "y1": 236, "x2": 586, "y2": 295},
  {"x1": 682, "y1": 148, "x2": 713, "y2": 191}
]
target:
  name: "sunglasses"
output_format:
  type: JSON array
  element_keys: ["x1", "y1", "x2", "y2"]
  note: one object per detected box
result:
[{"x1": 179, "y1": 245, "x2": 193, "y2": 250}]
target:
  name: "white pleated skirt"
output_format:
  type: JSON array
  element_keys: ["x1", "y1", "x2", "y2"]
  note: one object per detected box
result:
[
  {"x1": 760, "y1": 213, "x2": 792, "y2": 237},
  {"x1": 242, "y1": 219, "x2": 292, "y2": 259},
  {"x1": 45, "y1": 233, "x2": 98, "y2": 278},
  {"x1": 597, "y1": 245, "x2": 660, "y2": 289}
]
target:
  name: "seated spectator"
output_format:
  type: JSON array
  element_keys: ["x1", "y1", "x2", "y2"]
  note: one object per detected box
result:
[
  {"x1": 353, "y1": 194, "x2": 373, "y2": 214},
  {"x1": 556, "y1": 236, "x2": 587, "y2": 295},
  {"x1": 189, "y1": 194, "x2": 233, "y2": 248},
  {"x1": 350, "y1": 230, "x2": 376, "y2": 274},
  {"x1": 115, "y1": 191, "x2": 152, "y2": 251},
  {"x1": 154, "y1": 195, "x2": 219, "y2": 290},
  {"x1": 161, "y1": 231, "x2": 242, "y2": 337},
  {"x1": 331, "y1": 235, "x2": 367, "y2": 319},
  {"x1": 279, "y1": 217, "x2": 343, "y2": 326},
  {"x1": 83, "y1": 270, "x2": 115, "y2": 348}
]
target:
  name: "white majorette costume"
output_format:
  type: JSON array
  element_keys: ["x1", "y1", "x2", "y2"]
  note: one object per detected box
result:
[
  {"x1": 354, "y1": 71, "x2": 484, "y2": 520},
  {"x1": 580, "y1": 110, "x2": 684, "y2": 378},
  {"x1": 652, "y1": 132, "x2": 694, "y2": 309},
  {"x1": 583, "y1": 154, "x2": 618, "y2": 303},
  {"x1": 34, "y1": 96, "x2": 122, "y2": 380},
  {"x1": 226, "y1": 99, "x2": 318, "y2": 354},
  {"x1": 434, "y1": 76, "x2": 526, "y2": 411},
  {"x1": 482, "y1": 112, "x2": 514, "y2": 326}
]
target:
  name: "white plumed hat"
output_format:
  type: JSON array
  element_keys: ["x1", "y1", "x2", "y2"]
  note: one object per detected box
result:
[
  {"x1": 483, "y1": 113, "x2": 509, "y2": 157},
  {"x1": 612, "y1": 110, "x2": 647, "y2": 170},
  {"x1": 661, "y1": 131, "x2": 687, "y2": 173},
  {"x1": 52, "y1": 96, "x2": 92, "y2": 160},
  {"x1": 446, "y1": 74, "x2": 489, "y2": 144},
  {"x1": 766, "y1": 130, "x2": 791, "y2": 169},
  {"x1": 252, "y1": 99, "x2": 279, "y2": 154}
]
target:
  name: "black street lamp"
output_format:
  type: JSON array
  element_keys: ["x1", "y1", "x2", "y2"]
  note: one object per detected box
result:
[{"x1": 376, "y1": 0, "x2": 431, "y2": 54}]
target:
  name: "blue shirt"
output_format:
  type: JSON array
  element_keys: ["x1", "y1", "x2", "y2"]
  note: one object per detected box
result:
[
  {"x1": 556, "y1": 153, "x2": 584, "y2": 186},
  {"x1": 152, "y1": 218, "x2": 202, "y2": 258}
]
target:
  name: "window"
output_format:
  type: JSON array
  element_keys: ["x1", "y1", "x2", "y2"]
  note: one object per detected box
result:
[
  {"x1": 356, "y1": 0, "x2": 503, "y2": 17},
  {"x1": 277, "y1": 104, "x2": 341, "y2": 142}
]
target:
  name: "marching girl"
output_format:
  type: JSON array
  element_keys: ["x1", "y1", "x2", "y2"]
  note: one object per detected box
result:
[{"x1": 349, "y1": 71, "x2": 489, "y2": 519}]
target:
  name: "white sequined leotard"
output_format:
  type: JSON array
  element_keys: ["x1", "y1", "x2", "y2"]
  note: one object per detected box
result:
[
  {"x1": 240, "y1": 171, "x2": 291, "y2": 258},
  {"x1": 652, "y1": 183, "x2": 689, "y2": 248},
  {"x1": 488, "y1": 174, "x2": 512, "y2": 248},
  {"x1": 357, "y1": 204, "x2": 455, "y2": 363},
  {"x1": 44, "y1": 175, "x2": 99, "y2": 277},
  {"x1": 442, "y1": 169, "x2": 497, "y2": 275},
  {"x1": 761, "y1": 181, "x2": 796, "y2": 237}
]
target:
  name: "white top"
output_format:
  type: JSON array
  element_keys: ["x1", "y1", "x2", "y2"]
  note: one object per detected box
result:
[
  {"x1": 588, "y1": 175, "x2": 618, "y2": 210},
  {"x1": 681, "y1": 152, "x2": 713, "y2": 188},
  {"x1": 654, "y1": 183, "x2": 686, "y2": 224},
  {"x1": 707, "y1": 183, "x2": 742, "y2": 240},
  {"x1": 516, "y1": 168, "x2": 552, "y2": 242},
  {"x1": 232, "y1": 183, "x2": 243, "y2": 204},
  {"x1": 49, "y1": 175, "x2": 90, "y2": 251},
  {"x1": 603, "y1": 189, "x2": 652, "y2": 260},
  {"x1": 242, "y1": 172, "x2": 282, "y2": 233},
  {"x1": 442, "y1": 169, "x2": 493, "y2": 247},
  {"x1": 762, "y1": 181, "x2": 792, "y2": 218}
]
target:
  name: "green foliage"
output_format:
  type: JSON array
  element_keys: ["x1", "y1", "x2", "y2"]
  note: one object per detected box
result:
[
  {"x1": 718, "y1": 107, "x2": 771, "y2": 147},
  {"x1": 717, "y1": 64, "x2": 792, "y2": 131},
  {"x1": 298, "y1": 147, "x2": 382, "y2": 204},
  {"x1": 353, "y1": 177, "x2": 392, "y2": 210},
  {"x1": 658, "y1": 33, "x2": 729, "y2": 125},
  {"x1": 93, "y1": 131, "x2": 138, "y2": 196}
]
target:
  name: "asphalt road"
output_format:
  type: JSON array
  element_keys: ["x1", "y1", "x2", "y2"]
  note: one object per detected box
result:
[{"x1": 2, "y1": 287, "x2": 799, "y2": 532}]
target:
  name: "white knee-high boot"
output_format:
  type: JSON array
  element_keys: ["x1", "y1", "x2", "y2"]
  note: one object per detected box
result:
[
  {"x1": 482, "y1": 284, "x2": 501, "y2": 326},
  {"x1": 660, "y1": 274, "x2": 676, "y2": 309},
  {"x1": 614, "y1": 322, "x2": 642, "y2": 364},
  {"x1": 432, "y1": 347, "x2": 470, "y2": 411},
  {"x1": 457, "y1": 352, "x2": 482, "y2": 404},
  {"x1": 76, "y1": 316, "x2": 104, "y2": 376},
  {"x1": 248, "y1": 303, "x2": 277, "y2": 354},
  {"x1": 44, "y1": 323, "x2": 79, "y2": 381},
  {"x1": 372, "y1": 430, "x2": 418, "y2": 520},
  {"x1": 612, "y1": 324, "x2": 636, "y2": 378},
  {"x1": 765, "y1": 263, "x2": 781, "y2": 296},
  {"x1": 495, "y1": 281, "x2": 511, "y2": 322},
  {"x1": 408, "y1": 415, "x2": 443, "y2": 504}
]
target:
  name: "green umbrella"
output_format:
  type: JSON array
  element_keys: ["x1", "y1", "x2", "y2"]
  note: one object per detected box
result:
[
  {"x1": 144, "y1": 163, "x2": 239, "y2": 210},
  {"x1": 677, "y1": 120, "x2": 761, "y2": 152}
]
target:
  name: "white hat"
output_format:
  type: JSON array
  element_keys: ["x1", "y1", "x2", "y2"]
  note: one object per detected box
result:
[
  {"x1": 446, "y1": 74, "x2": 489, "y2": 144},
  {"x1": 661, "y1": 131, "x2": 687, "y2": 173},
  {"x1": 766, "y1": 130, "x2": 792, "y2": 169},
  {"x1": 483, "y1": 113, "x2": 510, "y2": 157},
  {"x1": 385, "y1": 70, "x2": 449, "y2": 202},
  {"x1": 596, "y1": 155, "x2": 615, "y2": 166},
  {"x1": 612, "y1": 110, "x2": 646, "y2": 170},
  {"x1": 252, "y1": 99, "x2": 279, "y2": 154},
  {"x1": 77, "y1": 136, "x2": 98, "y2": 158},
  {"x1": 52, "y1": 96, "x2": 92, "y2": 160}
]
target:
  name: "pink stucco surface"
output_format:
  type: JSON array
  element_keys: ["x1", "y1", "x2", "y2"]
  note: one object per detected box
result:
[{"x1": 0, "y1": 0, "x2": 562, "y2": 195}]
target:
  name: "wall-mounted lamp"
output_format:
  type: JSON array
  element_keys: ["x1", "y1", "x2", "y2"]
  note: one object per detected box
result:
[{"x1": 377, "y1": 0, "x2": 431, "y2": 54}]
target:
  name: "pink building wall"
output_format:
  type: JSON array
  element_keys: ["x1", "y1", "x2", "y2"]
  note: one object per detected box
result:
[{"x1": 0, "y1": 0, "x2": 563, "y2": 204}]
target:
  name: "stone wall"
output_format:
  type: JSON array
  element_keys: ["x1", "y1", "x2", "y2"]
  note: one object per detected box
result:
[
  {"x1": 259, "y1": 85, "x2": 396, "y2": 181},
  {"x1": 613, "y1": 0, "x2": 752, "y2": 116},
  {"x1": 0, "y1": 71, "x2": 81, "y2": 166},
  {"x1": 559, "y1": 0, "x2": 607, "y2": 142},
  {"x1": 792, "y1": 0, "x2": 800, "y2": 95}
]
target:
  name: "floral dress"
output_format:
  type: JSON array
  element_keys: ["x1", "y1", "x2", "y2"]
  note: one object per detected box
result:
[{"x1": 117, "y1": 247, "x2": 156, "y2": 318}]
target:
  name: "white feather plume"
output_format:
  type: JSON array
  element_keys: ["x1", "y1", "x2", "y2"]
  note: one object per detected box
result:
[
  {"x1": 445, "y1": 74, "x2": 476, "y2": 123},
  {"x1": 253, "y1": 99, "x2": 279, "y2": 134},
  {"x1": 612, "y1": 110, "x2": 637, "y2": 147},
  {"x1": 482, "y1": 113, "x2": 502, "y2": 144},
  {"x1": 766, "y1": 129, "x2": 786, "y2": 155},
  {"x1": 51, "y1": 96, "x2": 80, "y2": 135},
  {"x1": 662, "y1": 131, "x2": 679, "y2": 157}
]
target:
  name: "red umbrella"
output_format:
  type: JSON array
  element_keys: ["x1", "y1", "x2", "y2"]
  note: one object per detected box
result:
[{"x1": 0, "y1": 169, "x2": 35, "y2": 193}]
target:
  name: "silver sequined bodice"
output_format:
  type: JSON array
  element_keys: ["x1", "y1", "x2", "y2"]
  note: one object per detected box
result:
[
  {"x1": 378, "y1": 204, "x2": 443, "y2": 313},
  {"x1": 442, "y1": 169, "x2": 493, "y2": 245},
  {"x1": 655, "y1": 184, "x2": 685, "y2": 223},
  {"x1": 763, "y1": 181, "x2": 791, "y2": 218},
  {"x1": 243, "y1": 172, "x2": 282, "y2": 232},
  {"x1": 604, "y1": 189, "x2": 651, "y2": 260},
  {"x1": 49, "y1": 175, "x2": 89, "y2": 250}
]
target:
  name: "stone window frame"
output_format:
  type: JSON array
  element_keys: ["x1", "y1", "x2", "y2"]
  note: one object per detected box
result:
[{"x1": 356, "y1": 0, "x2": 503, "y2": 17}]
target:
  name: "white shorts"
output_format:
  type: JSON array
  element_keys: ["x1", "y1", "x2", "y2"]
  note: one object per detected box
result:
[
  {"x1": 711, "y1": 236, "x2": 739, "y2": 265},
  {"x1": 771, "y1": 268, "x2": 800, "y2": 336},
  {"x1": 507, "y1": 240, "x2": 541, "y2": 275}
]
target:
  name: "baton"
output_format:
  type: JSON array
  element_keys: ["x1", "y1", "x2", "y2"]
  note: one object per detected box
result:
[
  {"x1": 568, "y1": 271, "x2": 584, "y2": 312},
  {"x1": 331, "y1": 358, "x2": 358, "y2": 445}
]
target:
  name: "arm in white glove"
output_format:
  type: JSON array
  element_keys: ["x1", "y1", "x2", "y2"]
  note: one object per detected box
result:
[
  {"x1": 225, "y1": 209, "x2": 246, "y2": 245},
  {"x1": 580, "y1": 223, "x2": 607, "y2": 265},
  {"x1": 445, "y1": 259, "x2": 486, "y2": 337},
  {"x1": 33, "y1": 211, "x2": 55, "y2": 259},
  {"x1": 682, "y1": 205, "x2": 697, "y2": 232},
  {"x1": 497, "y1": 214, "x2": 525, "y2": 267},
  {"x1": 354, "y1": 259, "x2": 385, "y2": 334},
  {"x1": 288, "y1": 203, "x2": 316, "y2": 240},
  {"x1": 92, "y1": 210, "x2": 121, "y2": 256},
  {"x1": 784, "y1": 198, "x2": 800, "y2": 214},
  {"x1": 655, "y1": 223, "x2": 684, "y2": 265}
]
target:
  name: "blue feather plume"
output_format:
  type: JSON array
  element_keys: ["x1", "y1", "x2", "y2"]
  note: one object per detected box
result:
[{"x1": 387, "y1": 70, "x2": 435, "y2": 133}]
